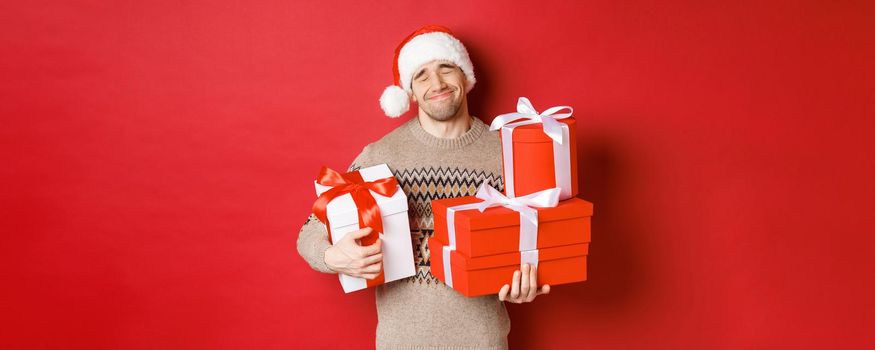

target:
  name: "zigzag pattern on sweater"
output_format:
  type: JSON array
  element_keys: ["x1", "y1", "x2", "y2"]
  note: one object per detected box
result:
[
  {"x1": 394, "y1": 167, "x2": 504, "y2": 229},
  {"x1": 395, "y1": 167, "x2": 504, "y2": 201},
  {"x1": 392, "y1": 166, "x2": 504, "y2": 285}
]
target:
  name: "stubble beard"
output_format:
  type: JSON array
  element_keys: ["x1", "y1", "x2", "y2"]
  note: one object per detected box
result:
[{"x1": 420, "y1": 92, "x2": 463, "y2": 122}]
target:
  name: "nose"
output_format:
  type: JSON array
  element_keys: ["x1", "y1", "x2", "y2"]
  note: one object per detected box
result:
[{"x1": 429, "y1": 71, "x2": 448, "y2": 91}]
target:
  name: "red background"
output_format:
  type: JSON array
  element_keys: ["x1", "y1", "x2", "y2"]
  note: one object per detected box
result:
[{"x1": 2, "y1": 1, "x2": 874, "y2": 349}]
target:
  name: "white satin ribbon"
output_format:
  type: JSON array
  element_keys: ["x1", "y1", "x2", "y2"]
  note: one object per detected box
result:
[
  {"x1": 489, "y1": 97, "x2": 574, "y2": 199},
  {"x1": 441, "y1": 183, "x2": 560, "y2": 287}
]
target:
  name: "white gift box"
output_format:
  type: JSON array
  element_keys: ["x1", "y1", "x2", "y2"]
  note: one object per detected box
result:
[{"x1": 314, "y1": 164, "x2": 415, "y2": 293}]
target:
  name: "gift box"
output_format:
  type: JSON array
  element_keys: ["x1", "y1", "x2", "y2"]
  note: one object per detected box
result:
[
  {"x1": 432, "y1": 194, "x2": 593, "y2": 258},
  {"x1": 313, "y1": 164, "x2": 415, "y2": 293},
  {"x1": 490, "y1": 97, "x2": 579, "y2": 200},
  {"x1": 429, "y1": 184, "x2": 592, "y2": 297},
  {"x1": 429, "y1": 237, "x2": 589, "y2": 297}
]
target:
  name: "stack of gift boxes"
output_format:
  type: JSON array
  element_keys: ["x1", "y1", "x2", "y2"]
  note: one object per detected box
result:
[{"x1": 429, "y1": 97, "x2": 594, "y2": 297}]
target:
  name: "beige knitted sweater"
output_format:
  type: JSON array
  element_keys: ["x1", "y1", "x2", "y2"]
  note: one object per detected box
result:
[{"x1": 297, "y1": 117, "x2": 510, "y2": 349}]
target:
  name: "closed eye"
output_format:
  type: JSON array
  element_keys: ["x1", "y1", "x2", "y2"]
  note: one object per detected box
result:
[{"x1": 413, "y1": 69, "x2": 427, "y2": 81}]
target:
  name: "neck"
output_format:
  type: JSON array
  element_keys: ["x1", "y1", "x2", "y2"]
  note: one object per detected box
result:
[{"x1": 416, "y1": 100, "x2": 473, "y2": 139}]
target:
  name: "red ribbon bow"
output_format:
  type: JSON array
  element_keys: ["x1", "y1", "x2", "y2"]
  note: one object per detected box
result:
[{"x1": 312, "y1": 166, "x2": 399, "y2": 246}]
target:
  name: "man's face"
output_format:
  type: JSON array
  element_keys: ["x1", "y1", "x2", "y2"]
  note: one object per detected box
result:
[{"x1": 410, "y1": 60, "x2": 467, "y2": 121}]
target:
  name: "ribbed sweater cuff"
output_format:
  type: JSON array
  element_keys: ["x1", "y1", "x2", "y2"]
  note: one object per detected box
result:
[{"x1": 311, "y1": 239, "x2": 334, "y2": 274}]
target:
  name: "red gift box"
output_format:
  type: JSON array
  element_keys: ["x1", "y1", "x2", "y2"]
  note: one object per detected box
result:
[
  {"x1": 490, "y1": 97, "x2": 579, "y2": 200},
  {"x1": 430, "y1": 237, "x2": 589, "y2": 297},
  {"x1": 429, "y1": 183, "x2": 592, "y2": 297},
  {"x1": 432, "y1": 195, "x2": 593, "y2": 258}
]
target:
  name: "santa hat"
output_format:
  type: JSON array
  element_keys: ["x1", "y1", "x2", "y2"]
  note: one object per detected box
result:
[{"x1": 379, "y1": 25, "x2": 476, "y2": 118}]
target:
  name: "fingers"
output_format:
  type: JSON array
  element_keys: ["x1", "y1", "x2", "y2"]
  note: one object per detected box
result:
[
  {"x1": 498, "y1": 284, "x2": 510, "y2": 301},
  {"x1": 360, "y1": 261, "x2": 382, "y2": 280},
  {"x1": 346, "y1": 227, "x2": 373, "y2": 241},
  {"x1": 359, "y1": 238, "x2": 382, "y2": 256},
  {"x1": 361, "y1": 272, "x2": 381, "y2": 280},
  {"x1": 356, "y1": 253, "x2": 383, "y2": 279},
  {"x1": 520, "y1": 264, "x2": 531, "y2": 301},
  {"x1": 350, "y1": 247, "x2": 381, "y2": 270},
  {"x1": 361, "y1": 261, "x2": 382, "y2": 274},
  {"x1": 538, "y1": 284, "x2": 551, "y2": 296},
  {"x1": 525, "y1": 264, "x2": 538, "y2": 302},
  {"x1": 501, "y1": 266, "x2": 549, "y2": 304},
  {"x1": 510, "y1": 270, "x2": 521, "y2": 300},
  {"x1": 360, "y1": 253, "x2": 383, "y2": 267}
]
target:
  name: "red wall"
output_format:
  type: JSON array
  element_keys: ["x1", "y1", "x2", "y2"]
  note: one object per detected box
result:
[{"x1": 2, "y1": 1, "x2": 874, "y2": 349}]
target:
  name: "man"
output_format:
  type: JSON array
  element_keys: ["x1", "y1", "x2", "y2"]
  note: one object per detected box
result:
[{"x1": 297, "y1": 25, "x2": 549, "y2": 349}]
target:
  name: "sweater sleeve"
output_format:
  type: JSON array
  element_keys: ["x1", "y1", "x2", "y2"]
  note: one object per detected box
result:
[
  {"x1": 295, "y1": 146, "x2": 370, "y2": 274},
  {"x1": 296, "y1": 213, "x2": 334, "y2": 273}
]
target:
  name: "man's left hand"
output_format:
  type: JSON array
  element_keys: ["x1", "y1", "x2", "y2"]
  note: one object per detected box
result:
[{"x1": 498, "y1": 263, "x2": 550, "y2": 303}]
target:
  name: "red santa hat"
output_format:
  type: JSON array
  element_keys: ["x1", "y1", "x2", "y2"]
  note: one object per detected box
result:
[{"x1": 379, "y1": 25, "x2": 476, "y2": 118}]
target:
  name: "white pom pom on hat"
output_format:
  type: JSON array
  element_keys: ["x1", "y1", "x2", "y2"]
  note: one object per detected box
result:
[
  {"x1": 379, "y1": 25, "x2": 476, "y2": 118},
  {"x1": 379, "y1": 85, "x2": 410, "y2": 118}
]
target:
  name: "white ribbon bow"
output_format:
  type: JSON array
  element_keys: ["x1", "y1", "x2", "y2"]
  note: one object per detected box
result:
[
  {"x1": 472, "y1": 183, "x2": 559, "y2": 228},
  {"x1": 489, "y1": 97, "x2": 574, "y2": 144},
  {"x1": 441, "y1": 183, "x2": 560, "y2": 288}
]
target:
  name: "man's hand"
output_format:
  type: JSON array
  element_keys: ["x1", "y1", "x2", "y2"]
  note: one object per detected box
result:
[
  {"x1": 324, "y1": 227, "x2": 383, "y2": 279},
  {"x1": 498, "y1": 263, "x2": 550, "y2": 303}
]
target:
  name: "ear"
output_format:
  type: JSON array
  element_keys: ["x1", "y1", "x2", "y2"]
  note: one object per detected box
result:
[{"x1": 408, "y1": 88, "x2": 418, "y2": 104}]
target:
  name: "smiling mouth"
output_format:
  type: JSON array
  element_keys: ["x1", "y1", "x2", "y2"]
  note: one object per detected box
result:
[{"x1": 428, "y1": 91, "x2": 453, "y2": 101}]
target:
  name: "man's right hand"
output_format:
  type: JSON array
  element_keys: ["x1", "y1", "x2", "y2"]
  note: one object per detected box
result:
[{"x1": 324, "y1": 227, "x2": 383, "y2": 279}]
